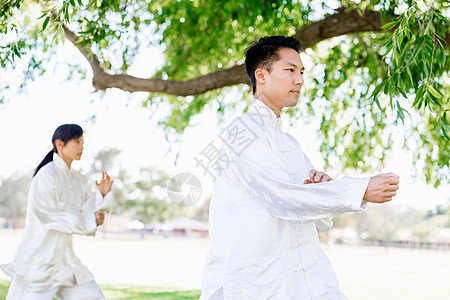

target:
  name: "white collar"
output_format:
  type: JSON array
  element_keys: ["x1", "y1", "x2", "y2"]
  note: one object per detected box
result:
[
  {"x1": 247, "y1": 99, "x2": 281, "y2": 129},
  {"x1": 53, "y1": 152, "x2": 70, "y2": 173}
]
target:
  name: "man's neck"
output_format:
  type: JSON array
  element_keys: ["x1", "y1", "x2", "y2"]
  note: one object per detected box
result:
[{"x1": 254, "y1": 92, "x2": 282, "y2": 118}]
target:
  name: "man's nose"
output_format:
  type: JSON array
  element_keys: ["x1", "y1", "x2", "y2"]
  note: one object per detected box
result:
[{"x1": 295, "y1": 73, "x2": 304, "y2": 86}]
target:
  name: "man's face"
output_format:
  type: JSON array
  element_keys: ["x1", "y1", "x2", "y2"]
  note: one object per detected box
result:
[{"x1": 255, "y1": 48, "x2": 304, "y2": 116}]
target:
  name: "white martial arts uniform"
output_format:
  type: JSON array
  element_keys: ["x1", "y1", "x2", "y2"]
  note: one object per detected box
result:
[
  {"x1": 1, "y1": 153, "x2": 113, "y2": 300},
  {"x1": 200, "y1": 99, "x2": 370, "y2": 300}
]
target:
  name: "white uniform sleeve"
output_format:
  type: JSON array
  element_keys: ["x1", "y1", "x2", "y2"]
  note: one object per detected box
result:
[
  {"x1": 222, "y1": 128, "x2": 370, "y2": 223},
  {"x1": 30, "y1": 172, "x2": 97, "y2": 235},
  {"x1": 300, "y1": 153, "x2": 335, "y2": 230},
  {"x1": 96, "y1": 191, "x2": 115, "y2": 212}
]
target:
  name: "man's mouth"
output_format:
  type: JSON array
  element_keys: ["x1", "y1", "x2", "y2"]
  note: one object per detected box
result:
[{"x1": 290, "y1": 90, "x2": 300, "y2": 95}]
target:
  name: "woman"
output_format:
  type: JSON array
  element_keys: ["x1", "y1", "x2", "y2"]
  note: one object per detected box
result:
[{"x1": 1, "y1": 124, "x2": 114, "y2": 299}]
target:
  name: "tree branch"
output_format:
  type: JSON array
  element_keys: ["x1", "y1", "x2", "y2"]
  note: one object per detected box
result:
[
  {"x1": 62, "y1": 24, "x2": 105, "y2": 77},
  {"x1": 63, "y1": 9, "x2": 450, "y2": 96},
  {"x1": 294, "y1": 10, "x2": 383, "y2": 49}
]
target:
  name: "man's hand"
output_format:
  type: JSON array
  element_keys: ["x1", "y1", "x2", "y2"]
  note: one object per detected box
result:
[
  {"x1": 363, "y1": 173, "x2": 400, "y2": 203},
  {"x1": 304, "y1": 169, "x2": 333, "y2": 184},
  {"x1": 95, "y1": 211, "x2": 105, "y2": 226},
  {"x1": 96, "y1": 171, "x2": 113, "y2": 197}
]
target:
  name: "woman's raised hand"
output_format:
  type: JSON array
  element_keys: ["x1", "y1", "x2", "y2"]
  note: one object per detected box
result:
[{"x1": 96, "y1": 171, "x2": 113, "y2": 197}]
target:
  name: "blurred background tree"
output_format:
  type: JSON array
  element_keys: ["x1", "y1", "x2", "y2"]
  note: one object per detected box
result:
[
  {"x1": 123, "y1": 167, "x2": 189, "y2": 224},
  {"x1": 332, "y1": 202, "x2": 450, "y2": 244},
  {"x1": 0, "y1": 172, "x2": 31, "y2": 228},
  {"x1": 88, "y1": 148, "x2": 190, "y2": 224}
]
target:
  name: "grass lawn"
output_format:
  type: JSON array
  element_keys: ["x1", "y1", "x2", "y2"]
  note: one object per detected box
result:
[
  {"x1": 0, "y1": 281, "x2": 201, "y2": 299},
  {"x1": 0, "y1": 281, "x2": 8, "y2": 299}
]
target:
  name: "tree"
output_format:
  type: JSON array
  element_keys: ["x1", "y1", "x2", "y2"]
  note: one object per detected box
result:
[
  {"x1": 124, "y1": 167, "x2": 191, "y2": 224},
  {"x1": 333, "y1": 204, "x2": 427, "y2": 242},
  {"x1": 90, "y1": 148, "x2": 190, "y2": 223},
  {"x1": 194, "y1": 196, "x2": 210, "y2": 223},
  {"x1": 89, "y1": 147, "x2": 130, "y2": 214},
  {"x1": 1, "y1": 0, "x2": 449, "y2": 186},
  {"x1": 0, "y1": 172, "x2": 32, "y2": 228}
]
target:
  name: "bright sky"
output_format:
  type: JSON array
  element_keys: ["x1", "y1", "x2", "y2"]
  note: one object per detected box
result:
[{"x1": 0, "y1": 41, "x2": 448, "y2": 210}]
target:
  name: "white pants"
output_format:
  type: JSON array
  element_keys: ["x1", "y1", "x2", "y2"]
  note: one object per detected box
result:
[{"x1": 6, "y1": 280, "x2": 105, "y2": 300}]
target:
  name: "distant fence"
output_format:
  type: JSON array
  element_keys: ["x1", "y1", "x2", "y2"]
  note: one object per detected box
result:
[{"x1": 358, "y1": 240, "x2": 450, "y2": 250}]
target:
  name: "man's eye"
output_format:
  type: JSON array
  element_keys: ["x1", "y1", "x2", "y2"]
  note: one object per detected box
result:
[{"x1": 287, "y1": 68, "x2": 294, "y2": 72}]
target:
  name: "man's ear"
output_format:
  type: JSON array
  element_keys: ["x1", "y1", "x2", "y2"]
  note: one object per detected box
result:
[{"x1": 255, "y1": 69, "x2": 265, "y2": 84}]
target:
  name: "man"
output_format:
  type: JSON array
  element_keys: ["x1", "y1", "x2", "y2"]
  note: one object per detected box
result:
[{"x1": 200, "y1": 36, "x2": 400, "y2": 300}]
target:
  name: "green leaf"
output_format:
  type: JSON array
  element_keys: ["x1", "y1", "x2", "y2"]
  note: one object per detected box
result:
[
  {"x1": 404, "y1": 17, "x2": 411, "y2": 38},
  {"x1": 428, "y1": 85, "x2": 443, "y2": 98},
  {"x1": 70, "y1": 0, "x2": 76, "y2": 6},
  {"x1": 397, "y1": 30, "x2": 404, "y2": 49},
  {"x1": 383, "y1": 35, "x2": 393, "y2": 51},
  {"x1": 441, "y1": 49, "x2": 446, "y2": 68},
  {"x1": 374, "y1": 98, "x2": 382, "y2": 111},
  {"x1": 413, "y1": 84, "x2": 426, "y2": 107},
  {"x1": 382, "y1": 19, "x2": 400, "y2": 30},
  {"x1": 384, "y1": 80, "x2": 390, "y2": 95},
  {"x1": 399, "y1": 41, "x2": 411, "y2": 61},
  {"x1": 441, "y1": 126, "x2": 450, "y2": 140},
  {"x1": 398, "y1": 85, "x2": 408, "y2": 98},
  {"x1": 13, "y1": 47, "x2": 21, "y2": 58},
  {"x1": 392, "y1": 73, "x2": 399, "y2": 89},
  {"x1": 60, "y1": 27, "x2": 65, "y2": 43},
  {"x1": 42, "y1": 16, "x2": 50, "y2": 31},
  {"x1": 442, "y1": 112, "x2": 449, "y2": 126},
  {"x1": 410, "y1": 44, "x2": 421, "y2": 65},
  {"x1": 396, "y1": 100, "x2": 405, "y2": 123},
  {"x1": 421, "y1": 60, "x2": 428, "y2": 79},
  {"x1": 52, "y1": 27, "x2": 61, "y2": 43},
  {"x1": 406, "y1": 66, "x2": 414, "y2": 86},
  {"x1": 371, "y1": 80, "x2": 386, "y2": 98},
  {"x1": 442, "y1": 120, "x2": 450, "y2": 131},
  {"x1": 426, "y1": 92, "x2": 439, "y2": 108}
]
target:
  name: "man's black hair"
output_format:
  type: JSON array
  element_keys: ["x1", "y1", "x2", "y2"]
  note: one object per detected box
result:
[{"x1": 245, "y1": 36, "x2": 302, "y2": 94}]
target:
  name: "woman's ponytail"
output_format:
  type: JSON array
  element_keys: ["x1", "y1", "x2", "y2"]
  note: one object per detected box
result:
[
  {"x1": 33, "y1": 149, "x2": 56, "y2": 177},
  {"x1": 33, "y1": 124, "x2": 83, "y2": 177}
]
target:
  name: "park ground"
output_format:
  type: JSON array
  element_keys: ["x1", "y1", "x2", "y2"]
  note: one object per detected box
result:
[{"x1": 1, "y1": 229, "x2": 449, "y2": 300}]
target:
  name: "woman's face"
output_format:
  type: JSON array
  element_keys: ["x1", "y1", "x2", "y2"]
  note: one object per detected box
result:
[{"x1": 58, "y1": 135, "x2": 84, "y2": 161}]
